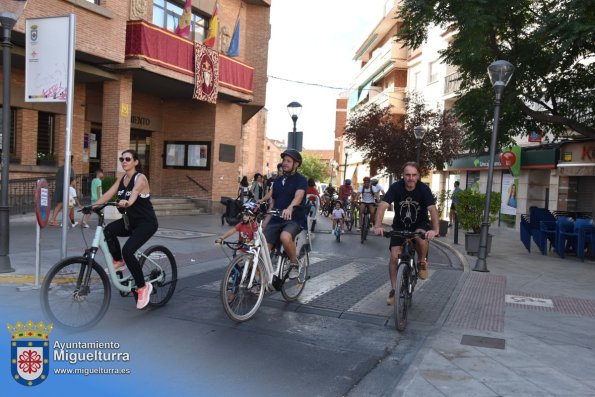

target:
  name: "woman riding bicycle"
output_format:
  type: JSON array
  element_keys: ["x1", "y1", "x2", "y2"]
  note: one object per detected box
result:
[{"x1": 91, "y1": 149, "x2": 158, "y2": 309}]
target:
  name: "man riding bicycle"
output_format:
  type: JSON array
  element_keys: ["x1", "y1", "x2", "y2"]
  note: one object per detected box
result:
[
  {"x1": 338, "y1": 179, "x2": 353, "y2": 207},
  {"x1": 357, "y1": 176, "x2": 380, "y2": 230},
  {"x1": 262, "y1": 149, "x2": 308, "y2": 279},
  {"x1": 374, "y1": 162, "x2": 439, "y2": 305}
]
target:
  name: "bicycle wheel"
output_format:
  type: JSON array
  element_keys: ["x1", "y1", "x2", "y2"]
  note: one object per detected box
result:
[
  {"x1": 344, "y1": 209, "x2": 351, "y2": 231},
  {"x1": 394, "y1": 261, "x2": 410, "y2": 332},
  {"x1": 281, "y1": 250, "x2": 309, "y2": 301},
  {"x1": 220, "y1": 253, "x2": 265, "y2": 322},
  {"x1": 361, "y1": 213, "x2": 369, "y2": 243},
  {"x1": 322, "y1": 203, "x2": 330, "y2": 217},
  {"x1": 139, "y1": 245, "x2": 178, "y2": 307},
  {"x1": 335, "y1": 226, "x2": 341, "y2": 242},
  {"x1": 41, "y1": 256, "x2": 111, "y2": 329}
]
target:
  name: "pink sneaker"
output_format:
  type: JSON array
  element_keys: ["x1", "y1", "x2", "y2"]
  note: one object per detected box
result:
[{"x1": 136, "y1": 283, "x2": 153, "y2": 309}]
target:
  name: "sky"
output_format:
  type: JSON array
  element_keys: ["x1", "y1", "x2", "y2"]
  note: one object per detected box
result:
[{"x1": 264, "y1": 0, "x2": 388, "y2": 150}]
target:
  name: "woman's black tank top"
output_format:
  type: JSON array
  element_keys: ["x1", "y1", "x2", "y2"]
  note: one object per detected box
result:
[{"x1": 117, "y1": 172, "x2": 158, "y2": 226}]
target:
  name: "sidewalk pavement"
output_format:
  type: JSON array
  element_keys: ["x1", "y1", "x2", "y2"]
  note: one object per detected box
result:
[{"x1": 392, "y1": 222, "x2": 595, "y2": 397}]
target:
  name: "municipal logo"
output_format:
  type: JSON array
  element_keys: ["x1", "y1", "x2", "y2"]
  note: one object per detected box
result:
[
  {"x1": 8, "y1": 320, "x2": 53, "y2": 387},
  {"x1": 30, "y1": 25, "x2": 38, "y2": 41}
]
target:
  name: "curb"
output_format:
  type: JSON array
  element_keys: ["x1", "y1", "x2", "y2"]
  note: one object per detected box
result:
[
  {"x1": 432, "y1": 237, "x2": 470, "y2": 272},
  {"x1": 0, "y1": 274, "x2": 37, "y2": 284}
]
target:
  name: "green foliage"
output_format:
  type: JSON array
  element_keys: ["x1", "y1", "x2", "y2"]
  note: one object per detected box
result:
[
  {"x1": 433, "y1": 189, "x2": 451, "y2": 219},
  {"x1": 101, "y1": 176, "x2": 118, "y2": 201},
  {"x1": 344, "y1": 95, "x2": 465, "y2": 176},
  {"x1": 300, "y1": 153, "x2": 330, "y2": 182},
  {"x1": 37, "y1": 152, "x2": 55, "y2": 161},
  {"x1": 456, "y1": 189, "x2": 501, "y2": 234},
  {"x1": 397, "y1": 0, "x2": 595, "y2": 149}
]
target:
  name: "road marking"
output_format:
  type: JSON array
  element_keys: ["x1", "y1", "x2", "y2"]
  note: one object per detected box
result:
[
  {"x1": 505, "y1": 294, "x2": 554, "y2": 308},
  {"x1": 298, "y1": 262, "x2": 365, "y2": 304}
]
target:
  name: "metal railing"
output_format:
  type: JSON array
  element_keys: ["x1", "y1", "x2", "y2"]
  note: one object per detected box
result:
[
  {"x1": 2, "y1": 172, "x2": 115, "y2": 215},
  {"x1": 444, "y1": 72, "x2": 461, "y2": 95}
]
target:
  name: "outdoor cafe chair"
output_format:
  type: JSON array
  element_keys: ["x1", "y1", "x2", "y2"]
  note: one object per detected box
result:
[
  {"x1": 555, "y1": 216, "x2": 575, "y2": 258},
  {"x1": 576, "y1": 222, "x2": 595, "y2": 262}
]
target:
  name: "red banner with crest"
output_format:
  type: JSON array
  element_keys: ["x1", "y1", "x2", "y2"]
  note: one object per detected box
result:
[{"x1": 193, "y1": 43, "x2": 219, "y2": 104}]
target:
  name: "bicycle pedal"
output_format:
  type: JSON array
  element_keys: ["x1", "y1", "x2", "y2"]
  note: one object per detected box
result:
[{"x1": 272, "y1": 275, "x2": 283, "y2": 291}]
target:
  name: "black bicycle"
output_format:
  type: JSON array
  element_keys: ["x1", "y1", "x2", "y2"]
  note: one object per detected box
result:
[
  {"x1": 360, "y1": 203, "x2": 376, "y2": 243},
  {"x1": 384, "y1": 230, "x2": 425, "y2": 331}
]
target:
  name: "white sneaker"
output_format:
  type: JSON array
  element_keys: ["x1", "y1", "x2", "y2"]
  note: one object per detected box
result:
[
  {"x1": 288, "y1": 263, "x2": 299, "y2": 279},
  {"x1": 72, "y1": 222, "x2": 79, "y2": 228}
]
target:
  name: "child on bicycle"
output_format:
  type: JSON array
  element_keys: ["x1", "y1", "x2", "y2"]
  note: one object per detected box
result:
[
  {"x1": 331, "y1": 201, "x2": 345, "y2": 234},
  {"x1": 215, "y1": 204, "x2": 258, "y2": 251}
]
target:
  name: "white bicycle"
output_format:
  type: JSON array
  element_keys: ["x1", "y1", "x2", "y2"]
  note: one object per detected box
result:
[{"x1": 220, "y1": 209, "x2": 311, "y2": 322}]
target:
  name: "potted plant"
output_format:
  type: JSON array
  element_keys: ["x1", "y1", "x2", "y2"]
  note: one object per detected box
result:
[
  {"x1": 37, "y1": 152, "x2": 57, "y2": 166},
  {"x1": 434, "y1": 190, "x2": 450, "y2": 236},
  {"x1": 456, "y1": 189, "x2": 501, "y2": 255}
]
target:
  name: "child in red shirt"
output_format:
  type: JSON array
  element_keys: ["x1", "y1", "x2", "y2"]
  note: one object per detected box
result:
[{"x1": 215, "y1": 210, "x2": 258, "y2": 249}]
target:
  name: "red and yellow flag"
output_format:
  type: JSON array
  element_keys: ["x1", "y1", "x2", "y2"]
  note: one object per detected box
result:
[
  {"x1": 174, "y1": 0, "x2": 192, "y2": 39},
  {"x1": 203, "y1": 2, "x2": 218, "y2": 49}
]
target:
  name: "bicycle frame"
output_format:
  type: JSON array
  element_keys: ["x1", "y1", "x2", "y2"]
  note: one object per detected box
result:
[
  {"x1": 84, "y1": 207, "x2": 165, "y2": 293},
  {"x1": 240, "y1": 213, "x2": 309, "y2": 293}
]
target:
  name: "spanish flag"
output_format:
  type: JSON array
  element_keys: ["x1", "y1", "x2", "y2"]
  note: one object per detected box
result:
[
  {"x1": 203, "y1": 2, "x2": 218, "y2": 49},
  {"x1": 174, "y1": 0, "x2": 192, "y2": 39}
]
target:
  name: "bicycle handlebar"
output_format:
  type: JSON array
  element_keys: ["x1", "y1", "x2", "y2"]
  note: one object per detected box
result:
[
  {"x1": 79, "y1": 202, "x2": 120, "y2": 214},
  {"x1": 382, "y1": 230, "x2": 426, "y2": 240}
]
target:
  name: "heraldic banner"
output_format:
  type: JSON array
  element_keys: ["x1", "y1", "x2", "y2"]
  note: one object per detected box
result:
[{"x1": 194, "y1": 43, "x2": 219, "y2": 104}]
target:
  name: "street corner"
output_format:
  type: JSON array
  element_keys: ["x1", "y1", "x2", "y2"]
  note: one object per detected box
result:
[{"x1": 431, "y1": 237, "x2": 470, "y2": 272}]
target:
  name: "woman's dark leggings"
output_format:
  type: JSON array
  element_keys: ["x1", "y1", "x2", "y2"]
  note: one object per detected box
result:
[{"x1": 104, "y1": 219, "x2": 158, "y2": 288}]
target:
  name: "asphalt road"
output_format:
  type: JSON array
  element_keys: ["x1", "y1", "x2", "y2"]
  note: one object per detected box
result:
[{"x1": 2, "y1": 214, "x2": 461, "y2": 396}]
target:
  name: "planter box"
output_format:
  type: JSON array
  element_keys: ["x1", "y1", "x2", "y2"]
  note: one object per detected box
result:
[
  {"x1": 37, "y1": 159, "x2": 57, "y2": 167},
  {"x1": 464, "y1": 233, "x2": 493, "y2": 256},
  {"x1": 439, "y1": 220, "x2": 449, "y2": 237}
]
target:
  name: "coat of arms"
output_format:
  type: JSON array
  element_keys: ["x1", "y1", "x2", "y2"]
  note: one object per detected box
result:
[{"x1": 8, "y1": 320, "x2": 53, "y2": 387}]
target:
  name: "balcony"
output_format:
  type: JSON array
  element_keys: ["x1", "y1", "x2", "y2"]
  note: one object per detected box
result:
[
  {"x1": 353, "y1": 86, "x2": 406, "y2": 115},
  {"x1": 124, "y1": 20, "x2": 254, "y2": 98},
  {"x1": 444, "y1": 72, "x2": 461, "y2": 96},
  {"x1": 353, "y1": 39, "x2": 408, "y2": 88}
]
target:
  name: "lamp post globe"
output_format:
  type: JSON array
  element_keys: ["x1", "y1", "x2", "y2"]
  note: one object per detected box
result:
[
  {"x1": 0, "y1": 0, "x2": 29, "y2": 273},
  {"x1": 474, "y1": 60, "x2": 515, "y2": 272},
  {"x1": 286, "y1": 101, "x2": 302, "y2": 151}
]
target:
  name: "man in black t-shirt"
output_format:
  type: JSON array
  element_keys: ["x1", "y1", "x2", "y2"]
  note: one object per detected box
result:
[{"x1": 374, "y1": 162, "x2": 439, "y2": 305}]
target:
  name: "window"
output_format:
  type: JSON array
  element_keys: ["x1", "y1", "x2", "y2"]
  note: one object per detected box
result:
[
  {"x1": 413, "y1": 70, "x2": 421, "y2": 91},
  {"x1": 152, "y1": 0, "x2": 208, "y2": 43},
  {"x1": 0, "y1": 107, "x2": 17, "y2": 157},
  {"x1": 164, "y1": 141, "x2": 211, "y2": 169},
  {"x1": 84, "y1": 0, "x2": 101, "y2": 4},
  {"x1": 37, "y1": 112, "x2": 55, "y2": 157},
  {"x1": 428, "y1": 60, "x2": 439, "y2": 84}
]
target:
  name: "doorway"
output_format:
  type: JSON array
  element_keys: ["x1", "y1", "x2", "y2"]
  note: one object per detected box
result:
[{"x1": 130, "y1": 129, "x2": 152, "y2": 180}]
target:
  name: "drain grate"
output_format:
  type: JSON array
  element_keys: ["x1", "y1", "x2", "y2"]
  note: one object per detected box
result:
[{"x1": 460, "y1": 334, "x2": 505, "y2": 350}]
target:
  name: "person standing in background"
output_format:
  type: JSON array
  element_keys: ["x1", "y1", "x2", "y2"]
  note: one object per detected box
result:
[
  {"x1": 449, "y1": 181, "x2": 462, "y2": 227},
  {"x1": 82, "y1": 168, "x2": 104, "y2": 228}
]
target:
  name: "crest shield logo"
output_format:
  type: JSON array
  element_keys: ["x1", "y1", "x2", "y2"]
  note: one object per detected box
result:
[
  {"x1": 30, "y1": 25, "x2": 38, "y2": 41},
  {"x1": 8, "y1": 321, "x2": 53, "y2": 387}
]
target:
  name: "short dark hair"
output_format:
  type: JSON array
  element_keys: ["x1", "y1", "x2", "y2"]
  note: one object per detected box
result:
[{"x1": 454, "y1": 181, "x2": 460, "y2": 187}]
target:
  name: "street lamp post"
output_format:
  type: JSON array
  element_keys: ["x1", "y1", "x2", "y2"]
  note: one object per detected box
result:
[
  {"x1": 0, "y1": 0, "x2": 28, "y2": 273},
  {"x1": 286, "y1": 101, "x2": 302, "y2": 151},
  {"x1": 413, "y1": 125, "x2": 426, "y2": 164},
  {"x1": 342, "y1": 146, "x2": 350, "y2": 182},
  {"x1": 474, "y1": 60, "x2": 514, "y2": 272}
]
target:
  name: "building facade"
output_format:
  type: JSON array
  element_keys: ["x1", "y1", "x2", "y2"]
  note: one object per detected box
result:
[{"x1": 1, "y1": 0, "x2": 271, "y2": 202}]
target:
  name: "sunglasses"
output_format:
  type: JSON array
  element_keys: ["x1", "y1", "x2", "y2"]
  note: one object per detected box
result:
[{"x1": 119, "y1": 156, "x2": 133, "y2": 163}]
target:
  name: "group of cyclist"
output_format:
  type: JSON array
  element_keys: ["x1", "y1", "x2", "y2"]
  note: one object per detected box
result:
[
  {"x1": 85, "y1": 146, "x2": 438, "y2": 311},
  {"x1": 323, "y1": 176, "x2": 384, "y2": 234}
]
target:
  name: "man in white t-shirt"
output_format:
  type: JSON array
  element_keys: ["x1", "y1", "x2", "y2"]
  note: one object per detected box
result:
[{"x1": 357, "y1": 176, "x2": 381, "y2": 229}]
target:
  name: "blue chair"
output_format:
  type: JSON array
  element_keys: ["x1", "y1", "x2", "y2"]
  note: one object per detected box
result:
[
  {"x1": 576, "y1": 222, "x2": 595, "y2": 262},
  {"x1": 537, "y1": 220, "x2": 556, "y2": 255},
  {"x1": 555, "y1": 217, "x2": 575, "y2": 258}
]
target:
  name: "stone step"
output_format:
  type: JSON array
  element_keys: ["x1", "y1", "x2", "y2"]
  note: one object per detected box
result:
[
  {"x1": 152, "y1": 203, "x2": 198, "y2": 210},
  {"x1": 154, "y1": 208, "x2": 204, "y2": 216}
]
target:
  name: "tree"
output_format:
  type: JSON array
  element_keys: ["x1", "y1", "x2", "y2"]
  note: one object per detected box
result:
[
  {"x1": 343, "y1": 96, "x2": 464, "y2": 176},
  {"x1": 300, "y1": 153, "x2": 330, "y2": 182},
  {"x1": 397, "y1": 0, "x2": 595, "y2": 152}
]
